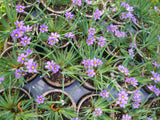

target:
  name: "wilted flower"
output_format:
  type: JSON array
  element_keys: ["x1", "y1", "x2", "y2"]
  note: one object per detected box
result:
[
  {"x1": 65, "y1": 32, "x2": 74, "y2": 38},
  {"x1": 87, "y1": 69, "x2": 96, "y2": 77},
  {"x1": 16, "y1": 5, "x2": 25, "y2": 13},
  {"x1": 93, "y1": 9, "x2": 101, "y2": 20},
  {"x1": 65, "y1": 12, "x2": 74, "y2": 19},
  {"x1": 88, "y1": 28, "x2": 96, "y2": 35},
  {"x1": 129, "y1": 43, "x2": 136, "y2": 48},
  {"x1": 73, "y1": 0, "x2": 82, "y2": 6},
  {"x1": 39, "y1": 24, "x2": 48, "y2": 33},
  {"x1": 94, "y1": 108, "x2": 102, "y2": 116},
  {"x1": 100, "y1": 90, "x2": 109, "y2": 98},
  {"x1": 20, "y1": 36, "x2": 31, "y2": 46},
  {"x1": 122, "y1": 114, "x2": 132, "y2": 120},
  {"x1": 17, "y1": 53, "x2": 28, "y2": 64},
  {"x1": 35, "y1": 95, "x2": 45, "y2": 104},
  {"x1": 126, "y1": 5, "x2": 134, "y2": 11}
]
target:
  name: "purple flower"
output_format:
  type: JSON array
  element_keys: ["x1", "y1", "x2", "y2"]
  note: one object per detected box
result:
[
  {"x1": 154, "y1": 6, "x2": 159, "y2": 11},
  {"x1": 17, "y1": 27, "x2": 25, "y2": 36},
  {"x1": 17, "y1": 53, "x2": 28, "y2": 64},
  {"x1": 151, "y1": 72, "x2": 160, "y2": 83},
  {"x1": 15, "y1": 69, "x2": 22, "y2": 79},
  {"x1": 48, "y1": 37, "x2": 57, "y2": 45},
  {"x1": 87, "y1": 69, "x2": 96, "y2": 77},
  {"x1": 45, "y1": 60, "x2": 56, "y2": 70},
  {"x1": 73, "y1": 0, "x2": 82, "y2": 6},
  {"x1": 65, "y1": 32, "x2": 74, "y2": 39},
  {"x1": 20, "y1": 36, "x2": 31, "y2": 46},
  {"x1": 118, "y1": 65, "x2": 130, "y2": 76},
  {"x1": 127, "y1": 12, "x2": 134, "y2": 18},
  {"x1": 148, "y1": 85, "x2": 157, "y2": 92},
  {"x1": 24, "y1": 25, "x2": 32, "y2": 32},
  {"x1": 121, "y1": 31, "x2": 127, "y2": 38},
  {"x1": 154, "y1": 88, "x2": 160, "y2": 96},
  {"x1": 115, "y1": 30, "x2": 122, "y2": 37},
  {"x1": 52, "y1": 64, "x2": 60, "y2": 73},
  {"x1": 97, "y1": 59, "x2": 103, "y2": 66},
  {"x1": 25, "y1": 59, "x2": 38, "y2": 73},
  {"x1": 11, "y1": 29, "x2": 23, "y2": 39},
  {"x1": 131, "y1": 78, "x2": 138, "y2": 87},
  {"x1": 118, "y1": 90, "x2": 128, "y2": 101},
  {"x1": 82, "y1": 59, "x2": 91, "y2": 68},
  {"x1": 45, "y1": 60, "x2": 60, "y2": 73},
  {"x1": 121, "y1": 13, "x2": 129, "y2": 19},
  {"x1": 158, "y1": 35, "x2": 160, "y2": 41},
  {"x1": 121, "y1": 2, "x2": 127, "y2": 8},
  {"x1": 65, "y1": 12, "x2": 74, "y2": 19},
  {"x1": 131, "y1": 16, "x2": 136, "y2": 23},
  {"x1": 35, "y1": 95, "x2": 45, "y2": 104},
  {"x1": 93, "y1": 9, "x2": 101, "y2": 20},
  {"x1": 88, "y1": 28, "x2": 96, "y2": 35},
  {"x1": 112, "y1": 8, "x2": 117, "y2": 12},
  {"x1": 39, "y1": 24, "x2": 48, "y2": 33},
  {"x1": 129, "y1": 43, "x2": 136, "y2": 48},
  {"x1": 91, "y1": 58, "x2": 99, "y2": 67},
  {"x1": 24, "y1": 49, "x2": 32, "y2": 56},
  {"x1": 122, "y1": 114, "x2": 132, "y2": 120},
  {"x1": 86, "y1": 36, "x2": 95, "y2": 45},
  {"x1": 94, "y1": 108, "x2": 102, "y2": 116},
  {"x1": 51, "y1": 32, "x2": 60, "y2": 42},
  {"x1": 97, "y1": 36, "x2": 106, "y2": 47},
  {"x1": 116, "y1": 99, "x2": 127, "y2": 108},
  {"x1": 14, "y1": 20, "x2": 24, "y2": 28},
  {"x1": 147, "y1": 118, "x2": 153, "y2": 120},
  {"x1": 71, "y1": 118, "x2": 81, "y2": 120},
  {"x1": 16, "y1": 5, "x2": 25, "y2": 13},
  {"x1": 128, "y1": 49, "x2": 134, "y2": 59},
  {"x1": 100, "y1": 90, "x2": 109, "y2": 98},
  {"x1": 133, "y1": 90, "x2": 141, "y2": 99},
  {"x1": 110, "y1": 24, "x2": 117, "y2": 32},
  {"x1": 85, "y1": 0, "x2": 93, "y2": 5},
  {"x1": 0, "y1": 78, "x2": 4, "y2": 85},
  {"x1": 133, "y1": 102, "x2": 140, "y2": 108},
  {"x1": 152, "y1": 61, "x2": 160, "y2": 68}
]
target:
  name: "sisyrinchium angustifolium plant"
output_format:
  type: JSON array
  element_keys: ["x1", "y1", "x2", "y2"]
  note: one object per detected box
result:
[
  {"x1": 0, "y1": 0, "x2": 160, "y2": 120},
  {"x1": 0, "y1": 87, "x2": 39, "y2": 120}
]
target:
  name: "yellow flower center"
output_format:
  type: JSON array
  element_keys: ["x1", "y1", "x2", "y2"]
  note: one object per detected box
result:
[
  {"x1": 51, "y1": 40, "x2": 54, "y2": 42},
  {"x1": 68, "y1": 15, "x2": 70, "y2": 18},
  {"x1": 76, "y1": 1, "x2": 78, "y2": 3},
  {"x1": 39, "y1": 98, "x2": 42, "y2": 101},
  {"x1": 124, "y1": 70, "x2": 126, "y2": 72},
  {"x1": 96, "y1": 111, "x2": 99, "y2": 113},
  {"x1": 103, "y1": 92, "x2": 105, "y2": 95},
  {"x1": 18, "y1": 24, "x2": 20, "y2": 26},
  {"x1": 53, "y1": 37, "x2": 56, "y2": 39},
  {"x1": 20, "y1": 31, "x2": 23, "y2": 33},
  {"x1": 32, "y1": 66, "x2": 35, "y2": 69},
  {"x1": 54, "y1": 67, "x2": 57, "y2": 69},
  {"x1": 121, "y1": 101, "x2": 123, "y2": 104},
  {"x1": 19, "y1": 8, "x2": 22, "y2": 10},
  {"x1": 122, "y1": 95, "x2": 124, "y2": 98},
  {"x1": 15, "y1": 34, "x2": 18, "y2": 37},
  {"x1": 154, "y1": 78, "x2": 157, "y2": 80},
  {"x1": 17, "y1": 73, "x2": 20, "y2": 75},
  {"x1": 50, "y1": 65, "x2": 53, "y2": 67},
  {"x1": 135, "y1": 93, "x2": 137, "y2": 95},
  {"x1": 88, "y1": 41, "x2": 90, "y2": 43},
  {"x1": 89, "y1": 72, "x2": 92, "y2": 74},
  {"x1": 96, "y1": 15, "x2": 98, "y2": 17},
  {"x1": 24, "y1": 40, "x2": 27, "y2": 43},
  {"x1": 91, "y1": 31, "x2": 93, "y2": 33},
  {"x1": 22, "y1": 58, "x2": 24, "y2": 60},
  {"x1": 43, "y1": 28, "x2": 45, "y2": 30},
  {"x1": 94, "y1": 62, "x2": 96, "y2": 64}
]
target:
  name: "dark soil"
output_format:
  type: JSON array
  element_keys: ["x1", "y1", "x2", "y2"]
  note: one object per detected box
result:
[
  {"x1": 150, "y1": 99, "x2": 160, "y2": 118},
  {"x1": 114, "y1": 108, "x2": 124, "y2": 120},
  {"x1": 8, "y1": 36, "x2": 21, "y2": 44},
  {"x1": 45, "y1": 70, "x2": 74, "y2": 85},
  {"x1": 38, "y1": 91, "x2": 73, "y2": 120}
]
